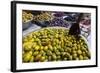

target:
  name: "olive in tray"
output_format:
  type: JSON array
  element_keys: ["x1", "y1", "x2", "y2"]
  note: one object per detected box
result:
[
  {"x1": 53, "y1": 12, "x2": 65, "y2": 17},
  {"x1": 22, "y1": 11, "x2": 33, "y2": 30},
  {"x1": 50, "y1": 18, "x2": 70, "y2": 28},
  {"x1": 31, "y1": 12, "x2": 53, "y2": 27},
  {"x1": 32, "y1": 12, "x2": 53, "y2": 22},
  {"x1": 22, "y1": 27, "x2": 91, "y2": 63}
]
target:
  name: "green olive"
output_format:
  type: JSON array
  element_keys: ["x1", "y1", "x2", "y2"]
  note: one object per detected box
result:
[
  {"x1": 79, "y1": 55, "x2": 84, "y2": 60},
  {"x1": 40, "y1": 56, "x2": 46, "y2": 62},
  {"x1": 57, "y1": 55, "x2": 61, "y2": 60},
  {"x1": 65, "y1": 52, "x2": 70, "y2": 58},
  {"x1": 61, "y1": 52, "x2": 66, "y2": 57},
  {"x1": 23, "y1": 42, "x2": 33, "y2": 51},
  {"x1": 52, "y1": 54, "x2": 57, "y2": 60},
  {"x1": 82, "y1": 51, "x2": 86, "y2": 57},
  {"x1": 23, "y1": 51, "x2": 32, "y2": 62},
  {"x1": 67, "y1": 48, "x2": 71, "y2": 53},
  {"x1": 77, "y1": 50, "x2": 82, "y2": 55},
  {"x1": 34, "y1": 45, "x2": 40, "y2": 51},
  {"x1": 72, "y1": 50, "x2": 77, "y2": 54},
  {"x1": 40, "y1": 50, "x2": 45, "y2": 55},
  {"x1": 40, "y1": 46, "x2": 44, "y2": 50},
  {"x1": 48, "y1": 45, "x2": 53, "y2": 51},
  {"x1": 72, "y1": 47, "x2": 76, "y2": 51},
  {"x1": 55, "y1": 51, "x2": 60, "y2": 56},
  {"x1": 81, "y1": 47, "x2": 87, "y2": 51},
  {"x1": 59, "y1": 48, "x2": 64, "y2": 52},
  {"x1": 46, "y1": 50, "x2": 52, "y2": 56},
  {"x1": 30, "y1": 56, "x2": 34, "y2": 62},
  {"x1": 86, "y1": 51, "x2": 91, "y2": 58},
  {"x1": 33, "y1": 51, "x2": 39, "y2": 56},
  {"x1": 83, "y1": 56, "x2": 89, "y2": 60},
  {"x1": 44, "y1": 46, "x2": 48, "y2": 51},
  {"x1": 48, "y1": 56, "x2": 52, "y2": 61},
  {"x1": 34, "y1": 54, "x2": 41, "y2": 61},
  {"x1": 64, "y1": 58, "x2": 67, "y2": 60},
  {"x1": 68, "y1": 55, "x2": 72, "y2": 60}
]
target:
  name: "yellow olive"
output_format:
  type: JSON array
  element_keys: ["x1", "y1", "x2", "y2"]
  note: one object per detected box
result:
[
  {"x1": 23, "y1": 51, "x2": 32, "y2": 62},
  {"x1": 76, "y1": 57, "x2": 79, "y2": 60},
  {"x1": 40, "y1": 56, "x2": 46, "y2": 62},
  {"x1": 83, "y1": 56, "x2": 89, "y2": 60},
  {"x1": 69, "y1": 55, "x2": 73, "y2": 60},
  {"x1": 29, "y1": 56, "x2": 34, "y2": 62},
  {"x1": 40, "y1": 46, "x2": 44, "y2": 50},
  {"x1": 86, "y1": 51, "x2": 91, "y2": 58},
  {"x1": 48, "y1": 56, "x2": 52, "y2": 61},
  {"x1": 61, "y1": 52, "x2": 66, "y2": 56},
  {"x1": 64, "y1": 58, "x2": 67, "y2": 60},
  {"x1": 59, "y1": 48, "x2": 64, "y2": 52},
  {"x1": 30, "y1": 38, "x2": 34, "y2": 42},
  {"x1": 82, "y1": 51, "x2": 86, "y2": 57},
  {"x1": 79, "y1": 55, "x2": 84, "y2": 60},
  {"x1": 52, "y1": 54, "x2": 57, "y2": 60},
  {"x1": 56, "y1": 51, "x2": 60, "y2": 56},
  {"x1": 34, "y1": 54, "x2": 41, "y2": 61},
  {"x1": 33, "y1": 51, "x2": 39, "y2": 56},
  {"x1": 55, "y1": 34, "x2": 59, "y2": 38},
  {"x1": 46, "y1": 50, "x2": 52, "y2": 56},
  {"x1": 23, "y1": 42, "x2": 33, "y2": 51},
  {"x1": 34, "y1": 45, "x2": 40, "y2": 51},
  {"x1": 44, "y1": 46, "x2": 48, "y2": 51},
  {"x1": 72, "y1": 47, "x2": 76, "y2": 51},
  {"x1": 77, "y1": 50, "x2": 82, "y2": 55},
  {"x1": 32, "y1": 42, "x2": 37, "y2": 48},
  {"x1": 67, "y1": 48, "x2": 71, "y2": 53},
  {"x1": 57, "y1": 55, "x2": 61, "y2": 60},
  {"x1": 65, "y1": 52, "x2": 70, "y2": 57},
  {"x1": 23, "y1": 37, "x2": 28, "y2": 42},
  {"x1": 81, "y1": 47, "x2": 87, "y2": 51},
  {"x1": 48, "y1": 45, "x2": 53, "y2": 51}
]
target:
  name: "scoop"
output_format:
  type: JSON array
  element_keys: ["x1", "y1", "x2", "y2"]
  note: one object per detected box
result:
[{"x1": 69, "y1": 13, "x2": 83, "y2": 40}]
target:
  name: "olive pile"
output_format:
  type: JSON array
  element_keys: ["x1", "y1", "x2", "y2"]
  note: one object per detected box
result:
[
  {"x1": 22, "y1": 11, "x2": 33, "y2": 23},
  {"x1": 22, "y1": 28, "x2": 91, "y2": 63},
  {"x1": 50, "y1": 18, "x2": 69, "y2": 28},
  {"x1": 32, "y1": 12, "x2": 53, "y2": 22},
  {"x1": 53, "y1": 12, "x2": 64, "y2": 17}
]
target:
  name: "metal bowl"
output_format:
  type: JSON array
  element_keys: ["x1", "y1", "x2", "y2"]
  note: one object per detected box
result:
[{"x1": 23, "y1": 21, "x2": 32, "y2": 30}]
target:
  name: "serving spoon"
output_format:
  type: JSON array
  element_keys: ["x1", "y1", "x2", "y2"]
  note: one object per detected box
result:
[{"x1": 68, "y1": 13, "x2": 83, "y2": 40}]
